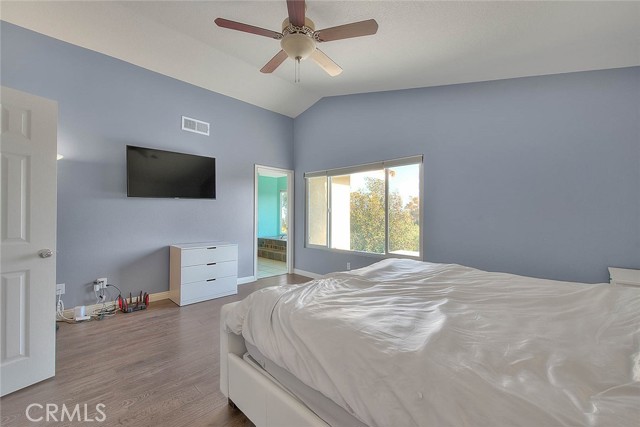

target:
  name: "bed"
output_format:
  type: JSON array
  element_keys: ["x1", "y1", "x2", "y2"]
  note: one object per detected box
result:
[{"x1": 220, "y1": 258, "x2": 640, "y2": 427}]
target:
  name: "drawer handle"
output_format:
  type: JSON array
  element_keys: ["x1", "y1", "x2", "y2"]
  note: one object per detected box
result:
[
  {"x1": 207, "y1": 247, "x2": 217, "y2": 250},
  {"x1": 207, "y1": 278, "x2": 216, "y2": 282},
  {"x1": 207, "y1": 262, "x2": 217, "y2": 266}
]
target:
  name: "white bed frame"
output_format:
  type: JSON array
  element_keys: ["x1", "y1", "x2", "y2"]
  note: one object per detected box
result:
[{"x1": 220, "y1": 302, "x2": 329, "y2": 427}]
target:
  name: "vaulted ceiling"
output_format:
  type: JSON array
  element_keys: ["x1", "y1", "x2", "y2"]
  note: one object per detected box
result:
[{"x1": 3, "y1": 1, "x2": 639, "y2": 117}]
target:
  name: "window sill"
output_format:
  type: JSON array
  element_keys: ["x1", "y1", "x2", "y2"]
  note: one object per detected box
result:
[{"x1": 303, "y1": 244, "x2": 422, "y2": 261}]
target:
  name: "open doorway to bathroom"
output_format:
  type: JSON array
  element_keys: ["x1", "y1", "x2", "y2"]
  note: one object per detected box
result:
[{"x1": 254, "y1": 165, "x2": 293, "y2": 279}]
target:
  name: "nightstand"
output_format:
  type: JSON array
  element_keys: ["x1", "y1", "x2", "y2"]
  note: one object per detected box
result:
[{"x1": 608, "y1": 267, "x2": 640, "y2": 288}]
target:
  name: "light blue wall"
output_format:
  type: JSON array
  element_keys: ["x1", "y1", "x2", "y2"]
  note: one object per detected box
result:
[
  {"x1": 257, "y1": 176, "x2": 279, "y2": 237},
  {"x1": 1, "y1": 22, "x2": 294, "y2": 306},
  {"x1": 294, "y1": 67, "x2": 640, "y2": 283},
  {"x1": 3, "y1": 22, "x2": 638, "y2": 305}
]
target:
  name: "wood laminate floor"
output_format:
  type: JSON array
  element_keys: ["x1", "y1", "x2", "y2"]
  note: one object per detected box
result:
[{"x1": 0, "y1": 274, "x2": 311, "y2": 427}]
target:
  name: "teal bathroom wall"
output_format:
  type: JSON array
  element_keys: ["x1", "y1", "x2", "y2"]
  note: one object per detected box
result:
[
  {"x1": 258, "y1": 175, "x2": 288, "y2": 237},
  {"x1": 258, "y1": 176, "x2": 278, "y2": 237}
]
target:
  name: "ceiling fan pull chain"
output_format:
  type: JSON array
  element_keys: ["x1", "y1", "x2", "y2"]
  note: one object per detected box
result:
[{"x1": 295, "y1": 57, "x2": 301, "y2": 83}]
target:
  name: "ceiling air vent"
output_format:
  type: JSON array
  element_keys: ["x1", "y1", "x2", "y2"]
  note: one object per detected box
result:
[{"x1": 182, "y1": 116, "x2": 210, "y2": 136}]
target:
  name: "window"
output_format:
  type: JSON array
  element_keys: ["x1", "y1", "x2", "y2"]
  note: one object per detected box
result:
[
  {"x1": 307, "y1": 176, "x2": 327, "y2": 246},
  {"x1": 279, "y1": 190, "x2": 288, "y2": 235},
  {"x1": 388, "y1": 163, "x2": 421, "y2": 257},
  {"x1": 305, "y1": 156, "x2": 422, "y2": 258}
]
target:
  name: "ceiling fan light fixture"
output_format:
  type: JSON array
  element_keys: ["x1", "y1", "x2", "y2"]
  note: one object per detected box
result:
[
  {"x1": 280, "y1": 33, "x2": 316, "y2": 60},
  {"x1": 215, "y1": 1, "x2": 378, "y2": 78}
]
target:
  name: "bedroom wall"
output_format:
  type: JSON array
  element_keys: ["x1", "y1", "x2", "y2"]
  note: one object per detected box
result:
[
  {"x1": 293, "y1": 67, "x2": 640, "y2": 284},
  {"x1": 1, "y1": 22, "x2": 294, "y2": 307}
]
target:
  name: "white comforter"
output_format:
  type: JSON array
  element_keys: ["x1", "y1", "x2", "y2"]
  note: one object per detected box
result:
[{"x1": 225, "y1": 259, "x2": 640, "y2": 427}]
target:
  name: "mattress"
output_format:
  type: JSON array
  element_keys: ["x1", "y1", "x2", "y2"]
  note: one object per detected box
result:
[
  {"x1": 245, "y1": 341, "x2": 367, "y2": 427},
  {"x1": 226, "y1": 258, "x2": 640, "y2": 426}
]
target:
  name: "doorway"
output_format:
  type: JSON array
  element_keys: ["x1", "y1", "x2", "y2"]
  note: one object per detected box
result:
[{"x1": 254, "y1": 165, "x2": 293, "y2": 279}]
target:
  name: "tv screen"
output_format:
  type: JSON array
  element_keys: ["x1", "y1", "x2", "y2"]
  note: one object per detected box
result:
[{"x1": 127, "y1": 145, "x2": 216, "y2": 199}]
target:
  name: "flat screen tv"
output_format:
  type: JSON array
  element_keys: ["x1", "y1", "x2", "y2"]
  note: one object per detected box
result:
[{"x1": 127, "y1": 145, "x2": 216, "y2": 199}]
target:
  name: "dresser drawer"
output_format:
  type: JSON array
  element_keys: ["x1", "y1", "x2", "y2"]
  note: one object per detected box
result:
[
  {"x1": 181, "y1": 260, "x2": 237, "y2": 284},
  {"x1": 181, "y1": 276, "x2": 237, "y2": 304},
  {"x1": 181, "y1": 245, "x2": 237, "y2": 267}
]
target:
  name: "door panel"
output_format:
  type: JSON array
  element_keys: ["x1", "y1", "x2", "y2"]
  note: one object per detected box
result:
[
  {"x1": 1, "y1": 153, "x2": 30, "y2": 242},
  {"x1": 1, "y1": 271, "x2": 29, "y2": 362},
  {"x1": 0, "y1": 86, "x2": 57, "y2": 396}
]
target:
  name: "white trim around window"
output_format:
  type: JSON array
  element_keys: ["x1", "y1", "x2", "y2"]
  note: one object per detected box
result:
[{"x1": 304, "y1": 155, "x2": 423, "y2": 260}]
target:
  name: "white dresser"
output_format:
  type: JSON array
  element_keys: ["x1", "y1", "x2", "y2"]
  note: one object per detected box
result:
[{"x1": 170, "y1": 242, "x2": 238, "y2": 306}]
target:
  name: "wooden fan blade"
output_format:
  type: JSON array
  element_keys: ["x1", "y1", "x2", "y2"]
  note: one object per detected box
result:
[
  {"x1": 261, "y1": 50, "x2": 289, "y2": 73},
  {"x1": 314, "y1": 19, "x2": 378, "y2": 42},
  {"x1": 286, "y1": 0, "x2": 305, "y2": 27},
  {"x1": 311, "y1": 49, "x2": 342, "y2": 77},
  {"x1": 214, "y1": 18, "x2": 282, "y2": 39}
]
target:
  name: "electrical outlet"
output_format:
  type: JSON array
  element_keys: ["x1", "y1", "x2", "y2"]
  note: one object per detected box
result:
[
  {"x1": 56, "y1": 283, "x2": 65, "y2": 295},
  {"x1": 347, "y1": 262, "x2": 351, "y2": 271},
  {"x1": 95, "y1": 278, "x2": 107, "y2": 289}
]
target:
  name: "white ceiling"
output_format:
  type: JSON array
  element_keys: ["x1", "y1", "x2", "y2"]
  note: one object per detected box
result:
[{"x1": 2, "y1": 1, "x2": 639, "y2": 117}]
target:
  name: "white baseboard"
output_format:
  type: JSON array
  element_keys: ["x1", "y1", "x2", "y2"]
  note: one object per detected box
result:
[
  {"x1": 61, "y1": 290, "x2": 170, "y2": 320},
  {"x1": 293, "y1": 268, "x2": 322, "y2": 279},
  {"x1": 237, "y1": 276, "x2": 256, "y2": 285}
]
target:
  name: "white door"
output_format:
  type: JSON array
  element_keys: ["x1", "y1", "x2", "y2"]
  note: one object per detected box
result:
[{"x1": 0, "y1": 86, "x2": 58, "y2": 396}]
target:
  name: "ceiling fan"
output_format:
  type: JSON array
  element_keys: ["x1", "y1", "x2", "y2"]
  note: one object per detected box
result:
[{"x1": 214, "y1": 0, "x2": 378, "y2": 81}]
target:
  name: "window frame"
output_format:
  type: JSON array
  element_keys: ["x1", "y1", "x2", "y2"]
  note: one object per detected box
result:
[
  {"x1": 304, "y1": 174, "x2": 329, "y2": 250},
  {"x1": 279, "y1": 189, "x2": 288, "y2": 235},
  {"x1": 304, "y1": 155, "x2": 423, "y2": 260}
]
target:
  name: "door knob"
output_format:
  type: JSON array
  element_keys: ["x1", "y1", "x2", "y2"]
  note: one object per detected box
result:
[{"x1": 38, "y1": 249, "x2": 53, "y2": 258}]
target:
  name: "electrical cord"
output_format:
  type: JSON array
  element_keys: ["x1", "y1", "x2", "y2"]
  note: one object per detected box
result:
[
  {"x1": 91, "y1": 303, "x2": 117, "y2": 320},
  {"x1": 56, "y1": 293, "x2": 76, "y2": 324},
  {"x1": 107, "y1": 283, "x2": 122, "y2": 295},
  {"x1": 92, "y1": 283, "x2": 121, "y2": 320},
  {"x1": 57, "y1": 283, "x2": 123, "y2": 323}
]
